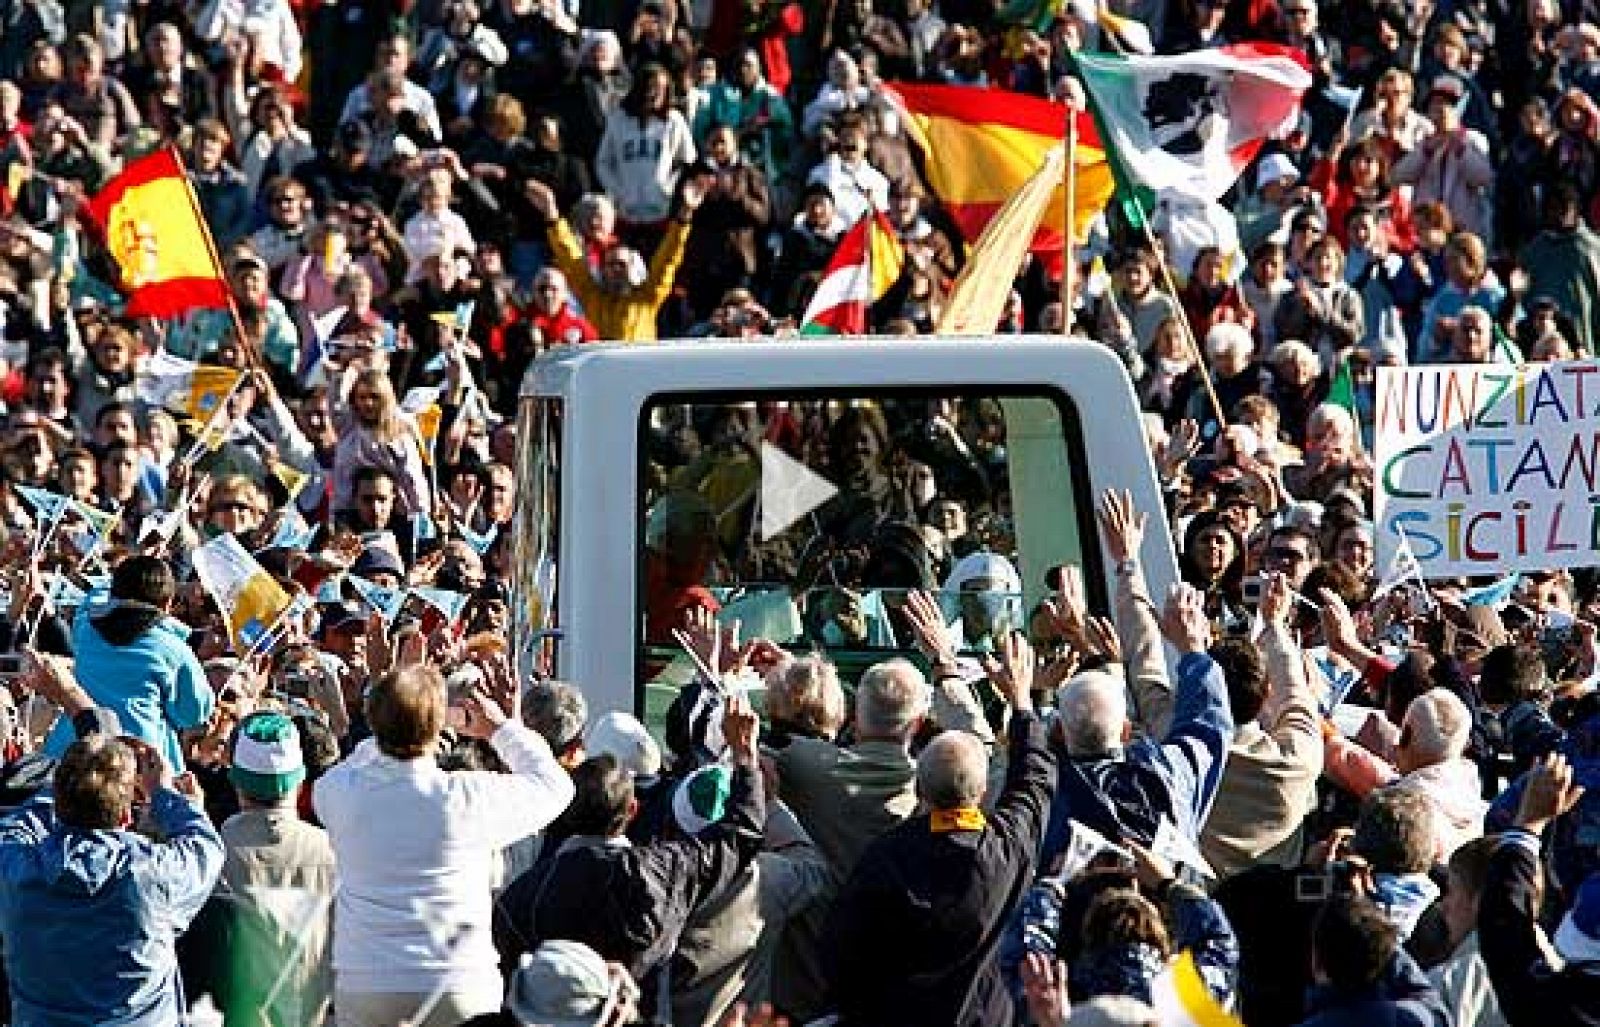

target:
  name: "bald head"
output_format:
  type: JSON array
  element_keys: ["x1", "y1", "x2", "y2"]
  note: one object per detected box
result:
[
  {"x1": 1056, "y1": 669, "x2": 1130, "y2": 757},
  {"x1": 916, "y1": 730, "x2": 988, "y2": 810}
]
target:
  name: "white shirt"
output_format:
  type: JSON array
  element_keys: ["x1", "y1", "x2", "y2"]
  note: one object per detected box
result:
[
  {"x1": 402, "y1": 207, "x2": 476, "y2": 277},
  {"x1": 807, "y1": 154, "x2": 890, "y2": 227},
  {"x1": 313, "y1": 722, "x2": 574, "y2": 995},
  {"x1": 339, "y1": 79, "x2": 444, "y2": 141}
]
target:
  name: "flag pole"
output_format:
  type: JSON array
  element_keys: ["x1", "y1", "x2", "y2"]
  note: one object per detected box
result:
[
  {"x1": 1062, "y1": 102, "x2": 1078, "y2": 332},
  {"x1": 168, "y1": 145, "x2": 258, "y2": 368},
  {"x1": 1131, "y1": 198, "x2": 1228, "y2": 429}
]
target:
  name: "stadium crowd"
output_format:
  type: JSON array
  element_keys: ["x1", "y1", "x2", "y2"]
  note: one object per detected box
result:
[{"x1": 0, "y1": 0, "x2": 1599, "y2": 1025}]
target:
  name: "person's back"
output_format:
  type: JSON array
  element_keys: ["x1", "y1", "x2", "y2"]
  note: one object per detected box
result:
[
  {"x1": 1298, "y1": 895, "x2": 1448, "y2": 1027},
  {"x1": 826, "y1": 639, "x2": 1056, "y2": 1027},
  {"x1": 1519, "y1": 186, "x2": 1600, "y2": 352},
  {"x1": 189, "y1": 712, "x2": 337, "y2": 1026},
  {"x1": 0, "y1": 734, "x2": 222, "y2": 1026},
  {"x1": 43, "y1": 556, "x2": 211, "y2": 772},
  {"x1": 775, "y1": 733, "x2": 916, "y2": 872},
  {"x1": 498, "y1": 704, "x2": 767, "y2": 983},
  {"x1": 314, "y1": 664, "x2": 574, "y2": 1026}
]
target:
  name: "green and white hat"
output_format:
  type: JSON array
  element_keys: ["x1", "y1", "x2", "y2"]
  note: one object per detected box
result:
[
  {"x1": 671, "y1": 764, "x2": 732, "y2": 836},
  {"x1": 229, "y1": 712, "x2": 306, "y2": 800}
]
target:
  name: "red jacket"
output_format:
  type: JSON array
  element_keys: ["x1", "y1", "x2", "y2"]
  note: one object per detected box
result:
[{"x1": 527, "y1": 305, "x2": 600, "y2": 346}]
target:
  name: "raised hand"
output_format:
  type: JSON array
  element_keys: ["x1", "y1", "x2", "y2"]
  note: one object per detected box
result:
[
  {"x1": 1020, "y1": 952, "x2": 1069, "y2": 1027},
  {"x1": 1260, "y1": 571, "x2": 1291, "y2": 625},
  {"x1": 1160, "y1": 583, "x2": 1210, "y2": 655},
  {"x1": 721, "y1": 691, "x2": 760, "y2": 767},
  {"x1": 905, "y1": 589, "x2": 958, "y2": 667},
  {"x1": 981, "y1": 630, "x2": 1036, "y2": 712},
  {"x1": 523, "y1": 178, "x2": 558, "y2": 221},
  {"x1": 1083, "y1": 615, "x2": 1123, "y2": 664},
  {"x1": 1097, "y1": 489, "x2": 1146, "y2": 565},
  {"x1": 1516, "y1": 752, "x2": 1587, "y2": 834}
]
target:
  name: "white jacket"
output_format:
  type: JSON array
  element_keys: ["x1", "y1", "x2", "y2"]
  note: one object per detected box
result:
[
  {"x1": 313, "y1": 723, "x2": 574, "y2": 995},
  {"x1": 595, "y1": 109, "x2": 697, "y2": 223}
]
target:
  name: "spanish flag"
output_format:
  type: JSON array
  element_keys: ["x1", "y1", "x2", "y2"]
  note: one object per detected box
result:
[
  {"x1": 890, "y1": 84, "x2": 1114, "y2": 268},
  {"x1": 83, "y1": 148, "x2": 230, "y2": 319},
  {"x1": 192, "y1": 533, "x2": 298, "y2": 653}
]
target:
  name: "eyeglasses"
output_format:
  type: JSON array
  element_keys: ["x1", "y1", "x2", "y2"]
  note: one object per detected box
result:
[
  {"x1": 1268, "y1": 546, "x2": 1311, "y2": 563},
  {"x1": 274, "y1": 194, "x2": 303, "y2": 205}
]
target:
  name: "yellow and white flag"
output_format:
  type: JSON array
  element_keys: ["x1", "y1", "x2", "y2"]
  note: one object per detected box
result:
[
  {"x1": 402, "y1": 386, "x2": 444, "y2": 465},
  {"x1": 1151, "y1": 950, "x2": 1243, "y2": 1027},
  {"x1": 138, "y1": 351, "x2": 244, "y2": 422},
  {"x1": 192, "y1": 533, "x2": 295, "y2": 653}
]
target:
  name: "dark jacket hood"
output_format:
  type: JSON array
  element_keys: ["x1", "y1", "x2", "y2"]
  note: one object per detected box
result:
[{"x1": 91, "y1": 601, "x2": 166, "y2": 646}]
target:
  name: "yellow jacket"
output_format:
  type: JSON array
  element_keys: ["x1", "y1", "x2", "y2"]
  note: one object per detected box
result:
[{"x1": 545, "y1": 217, "x2": 691, "y2": 342}]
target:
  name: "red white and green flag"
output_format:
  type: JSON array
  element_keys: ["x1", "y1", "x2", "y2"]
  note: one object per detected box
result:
[
  {"x1": 1076, "y1": 43, "x2": 1312, "y2": 215},
  {"x1": 799, "y1": 211, "x2": 905, "y2": 336}
]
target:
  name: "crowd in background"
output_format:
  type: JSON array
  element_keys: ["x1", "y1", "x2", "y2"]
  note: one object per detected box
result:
[{"x1": 0, "y1": 0, "x2": 1599, "y2": 1025}]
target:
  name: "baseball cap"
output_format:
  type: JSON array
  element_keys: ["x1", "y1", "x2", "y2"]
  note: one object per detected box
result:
[
  {"x1": 504, "y1": 941, "x2": 614, "y2": 1026},
  {"x1": 318, "y1": 600, "x2": 367, "y2": 635},
  {"x1": 1427, "y1": 74, "x2": 1467, "y2": 103},
  {"x1": 1256, "y1": 152, "x2": 1300, "y2": 190},
  {"x1": 586, "y1": 711, "x2": 662, "y2": 779},
  {"x1": 352, "y1": 544, "x2": 405, "y2": 580}
]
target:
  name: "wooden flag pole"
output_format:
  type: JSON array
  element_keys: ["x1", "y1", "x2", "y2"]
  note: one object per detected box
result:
[
  {"x1": 1131, "y1": 202, "x2": 1228, "y2": 429},
  {"x1": 169, "y1": 145, "x2": 259, "y2": 368},
  {"x1": 1062, "y1": 104, "x2": 1078, "y2": 331}
]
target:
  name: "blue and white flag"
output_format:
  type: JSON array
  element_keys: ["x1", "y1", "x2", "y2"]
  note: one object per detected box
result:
[
  {"x1": 457, "y1": 520, "x2": 498, "y2": 556},
  {"x1": 13, "y1": 484, "x2": 71, "y2": 525},
  {"x1": 263, "y1": 508, "x2": 319, "y2": 552},
  {"x1": 1462, "y1": 573, "x2": 1520, "y2": 610},
  {"x1": 349, "y1": 574, "x2": 406, "y2": 625},
  {"x1": 409, "y1": 586, "x2": 468, "y2": 625}
]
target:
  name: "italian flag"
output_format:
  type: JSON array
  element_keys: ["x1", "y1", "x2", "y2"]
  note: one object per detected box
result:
[
  {"x1": 1076, "y1": 44, "x2": 1312, "y2": 216},
  {"x1": 800, "y1": 211, "x2": 904, "y2": 336}
]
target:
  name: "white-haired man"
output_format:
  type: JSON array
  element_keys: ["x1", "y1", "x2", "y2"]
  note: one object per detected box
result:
[
  {"x1": 1039, "y1": 494, "x2": 1234, "y2": 868},
  {"x1": 772, "y1": 603, "x2": 991, "y2": 1020},
  {"x1": 826, "y1": 632, "x2": 1056, "y2": 1026},
  {"x1": 1324, "y1": 686, "x2": 1488, "y2": 858}
]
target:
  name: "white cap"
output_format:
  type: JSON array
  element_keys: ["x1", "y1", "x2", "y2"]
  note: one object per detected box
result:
[
  {"x1": 586, "y1": 711, "x2": 662, "y2": 778},
  {"x1": 1255, "y1": 152, "x2": 1300, "y2": 190}
]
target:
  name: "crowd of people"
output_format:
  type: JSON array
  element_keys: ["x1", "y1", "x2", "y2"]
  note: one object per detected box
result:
[{"x1": 0, "y1": 0, "x2": 1598, "y2": 1025}]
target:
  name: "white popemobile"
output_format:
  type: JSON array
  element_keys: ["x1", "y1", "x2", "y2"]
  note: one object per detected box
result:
[{"x1": 510, "y1": 335, "x2": 1179, "y2": 722}]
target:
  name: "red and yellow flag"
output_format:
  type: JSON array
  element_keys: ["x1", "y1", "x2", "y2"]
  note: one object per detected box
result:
[
  {"x1": 83, "y1": 149, "x2": 229, "y2": 319},
  {"x1": 889, "y1": 84, "x2": 1114, "y2": 264}
]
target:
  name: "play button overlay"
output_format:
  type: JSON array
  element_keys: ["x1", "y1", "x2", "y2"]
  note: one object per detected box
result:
[{"x1": 759, "y1": 442, "x2": 838, "y2": 541}]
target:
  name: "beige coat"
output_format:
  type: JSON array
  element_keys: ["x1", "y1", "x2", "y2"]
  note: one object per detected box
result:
[
  {"x1": 214, "y1": 808, "x2": 338, "y2": 1026},
  {"x1": 1199, "y1": 622, "x2": 1324, "y2": 880}
]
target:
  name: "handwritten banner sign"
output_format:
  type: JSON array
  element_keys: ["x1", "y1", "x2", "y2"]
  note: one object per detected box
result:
[{"x1": 1374, "y1": 362, "x2": 1600, "y2": 579}]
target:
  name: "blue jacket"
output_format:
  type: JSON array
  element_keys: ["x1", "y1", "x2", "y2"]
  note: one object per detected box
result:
[
  {"x1": 1297, "y1": 950, "x2": 1449, "y2": 1027},
  {"x1": 0, "y1": 789, "x2": 223, "y2": 1025},
  {"x1": 1040, "y1": 652, "x2": 1233, "y2": 865},
  {"x1": 43, "y1": 602, "x2": 212, "y2": 771}
]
